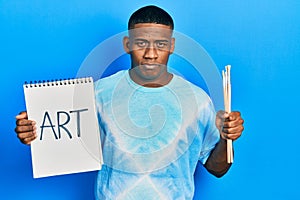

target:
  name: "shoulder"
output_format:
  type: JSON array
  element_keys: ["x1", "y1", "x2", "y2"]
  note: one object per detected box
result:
[
  {"x1": 94, "y1": 70, "x2": 127, "y2": 93},
  {"x1": 172, "y1": 74, "x2": 212, "y2": 106}
]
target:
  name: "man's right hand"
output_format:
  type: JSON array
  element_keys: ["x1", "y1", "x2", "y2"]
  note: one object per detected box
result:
[{"x1": 15, "y1": 111, "x2": 37, "y2": 145}]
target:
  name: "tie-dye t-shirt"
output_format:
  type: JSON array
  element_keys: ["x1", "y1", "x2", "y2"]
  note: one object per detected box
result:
[{"x1": 94, "y1": 70, "x2": 220, "y2": 200}]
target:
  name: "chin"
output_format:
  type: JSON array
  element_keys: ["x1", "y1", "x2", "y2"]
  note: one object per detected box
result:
[
  {"x1": 140, "y1": 71, "x2": 161, "y2": 81},
  {"x1": 135, "y1": 65, "x2": 165, "y2": 80}
]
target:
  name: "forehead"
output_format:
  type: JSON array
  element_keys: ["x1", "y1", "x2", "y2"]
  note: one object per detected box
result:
[{"x1": 129, "y1": 23, "x2": 173, "y2": 39}]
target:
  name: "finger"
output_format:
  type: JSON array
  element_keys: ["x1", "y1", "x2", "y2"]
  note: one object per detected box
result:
[
  {"x1": 221, "y1": 130, "x2": 242, "y2": 141},
  {"x1": 16, "y1": 118, "x2": 36, "y2": 126},
  {"x1": 216, "y1": 110, "x2": 229, "y2": 119},
  {"x1": 222, "y1": 126, "x2": 244, "y2": 140},
  {"x1": 222, "y1": 133, "x2": 239, "y2": 141},
  {"x1": 228, "y1": 111, "x2": 241, "y2": 121},
  {"x1": 17, "y1": 129, "x2": 36, "y2": 140},
  {"x1": 15, "y1": 123, "x2": 36, "y2": 133},
  {"x1": 17, "y1": 127, "x2": 37, "y2": 144},
  {"x1": 223, "y1": 124, "x2": 244, "y2": 134},
  {"x1": 215, "y1": 111, "x2": 229, "y2": 131},
  {"x1": 227, "y1": 132, "x2": 242, "y2": 140},
  {"x1": 16, "y1": 111, "x2": 28, "y2": 120},
  {"x1": 21, "y1": 134, "x2": 37, "y2": 145},
  {"x1": 223, "y1": 117, "x2": 244, "y2": 128}
]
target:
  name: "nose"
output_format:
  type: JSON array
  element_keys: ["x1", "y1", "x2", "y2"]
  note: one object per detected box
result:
[{"x1": 144, "y1": 46, "x2": 158, "y2": 59}]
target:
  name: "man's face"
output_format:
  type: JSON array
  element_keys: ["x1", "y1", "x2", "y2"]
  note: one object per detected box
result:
[{"x1": 123, "y1": 23, "x2": 175, "y2": 83}]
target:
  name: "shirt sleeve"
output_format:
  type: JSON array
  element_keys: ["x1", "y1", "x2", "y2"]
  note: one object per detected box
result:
[{"x1": 198, "y1": 100, "x2": 220, "y2": 164}]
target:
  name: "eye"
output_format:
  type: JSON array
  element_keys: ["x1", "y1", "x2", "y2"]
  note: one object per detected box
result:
[
  {"x1": 135, "y1": 41, "x2": 147, "y2": 48},
  {"x1": 156, "y1": 41, "x2": 168, "y2": 49}
]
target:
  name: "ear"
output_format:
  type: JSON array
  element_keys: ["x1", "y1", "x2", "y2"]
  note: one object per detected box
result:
[
  {"x1": 123, "y1": 36, "x2": 131, "y2": 54},
  {"x1": 170, "y1": 37, "x2": 175, "y2": 54}
]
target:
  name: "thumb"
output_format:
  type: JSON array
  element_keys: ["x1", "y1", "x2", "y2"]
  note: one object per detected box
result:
[{"x1": 16, "y1": 111, "x2": 28, "y2": 120}]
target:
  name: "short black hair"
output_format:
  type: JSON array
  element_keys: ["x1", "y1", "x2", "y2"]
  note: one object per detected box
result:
[{"x1": 128, "y1": 5, "x2": 174, "y2": 30}]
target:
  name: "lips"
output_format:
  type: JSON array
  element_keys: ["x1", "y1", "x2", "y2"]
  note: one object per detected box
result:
[{"x1": 140, "y1": 63, "x2": 162, "y2": 69}]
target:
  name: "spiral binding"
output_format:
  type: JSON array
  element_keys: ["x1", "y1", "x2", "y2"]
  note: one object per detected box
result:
[{"x1": 24, "y1": 77, "x2": 93, "y2": 88}]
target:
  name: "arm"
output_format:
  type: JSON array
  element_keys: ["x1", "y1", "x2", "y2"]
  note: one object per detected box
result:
[
  {"x1": 204, "y1": 111, "x2": 244, "y2": 177},
  {"x1": 15, "y1": 111, "x2": 37, "y2": 145}
]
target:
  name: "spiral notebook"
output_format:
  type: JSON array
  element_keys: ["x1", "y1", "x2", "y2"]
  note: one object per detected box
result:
[{"x1": 23, "y1": 77, "x2": 103, "y2": 178}]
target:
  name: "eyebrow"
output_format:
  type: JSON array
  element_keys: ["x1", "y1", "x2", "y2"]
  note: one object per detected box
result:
[{"x1": 133, "y1": 38, "x2": 170, "y2": 43}]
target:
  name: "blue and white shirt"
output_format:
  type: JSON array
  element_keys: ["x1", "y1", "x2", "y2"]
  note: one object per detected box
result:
[{"x1": 94, "y1": 70, "x2": 220, "y2": 200}]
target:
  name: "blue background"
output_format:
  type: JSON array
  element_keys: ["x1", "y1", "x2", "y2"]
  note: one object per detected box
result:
[{"x1": 1, "y1": 0, "x2": 299, "y2": 199}]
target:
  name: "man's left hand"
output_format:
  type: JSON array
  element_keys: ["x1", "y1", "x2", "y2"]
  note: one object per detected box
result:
[{"x1": 215, "y1": 111, "x2": 244, "y2": 141}]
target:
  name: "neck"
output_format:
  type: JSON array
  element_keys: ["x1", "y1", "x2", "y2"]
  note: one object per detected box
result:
[{"x1": 129, "y1": 69, "x2": 173, "y2": 88}]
